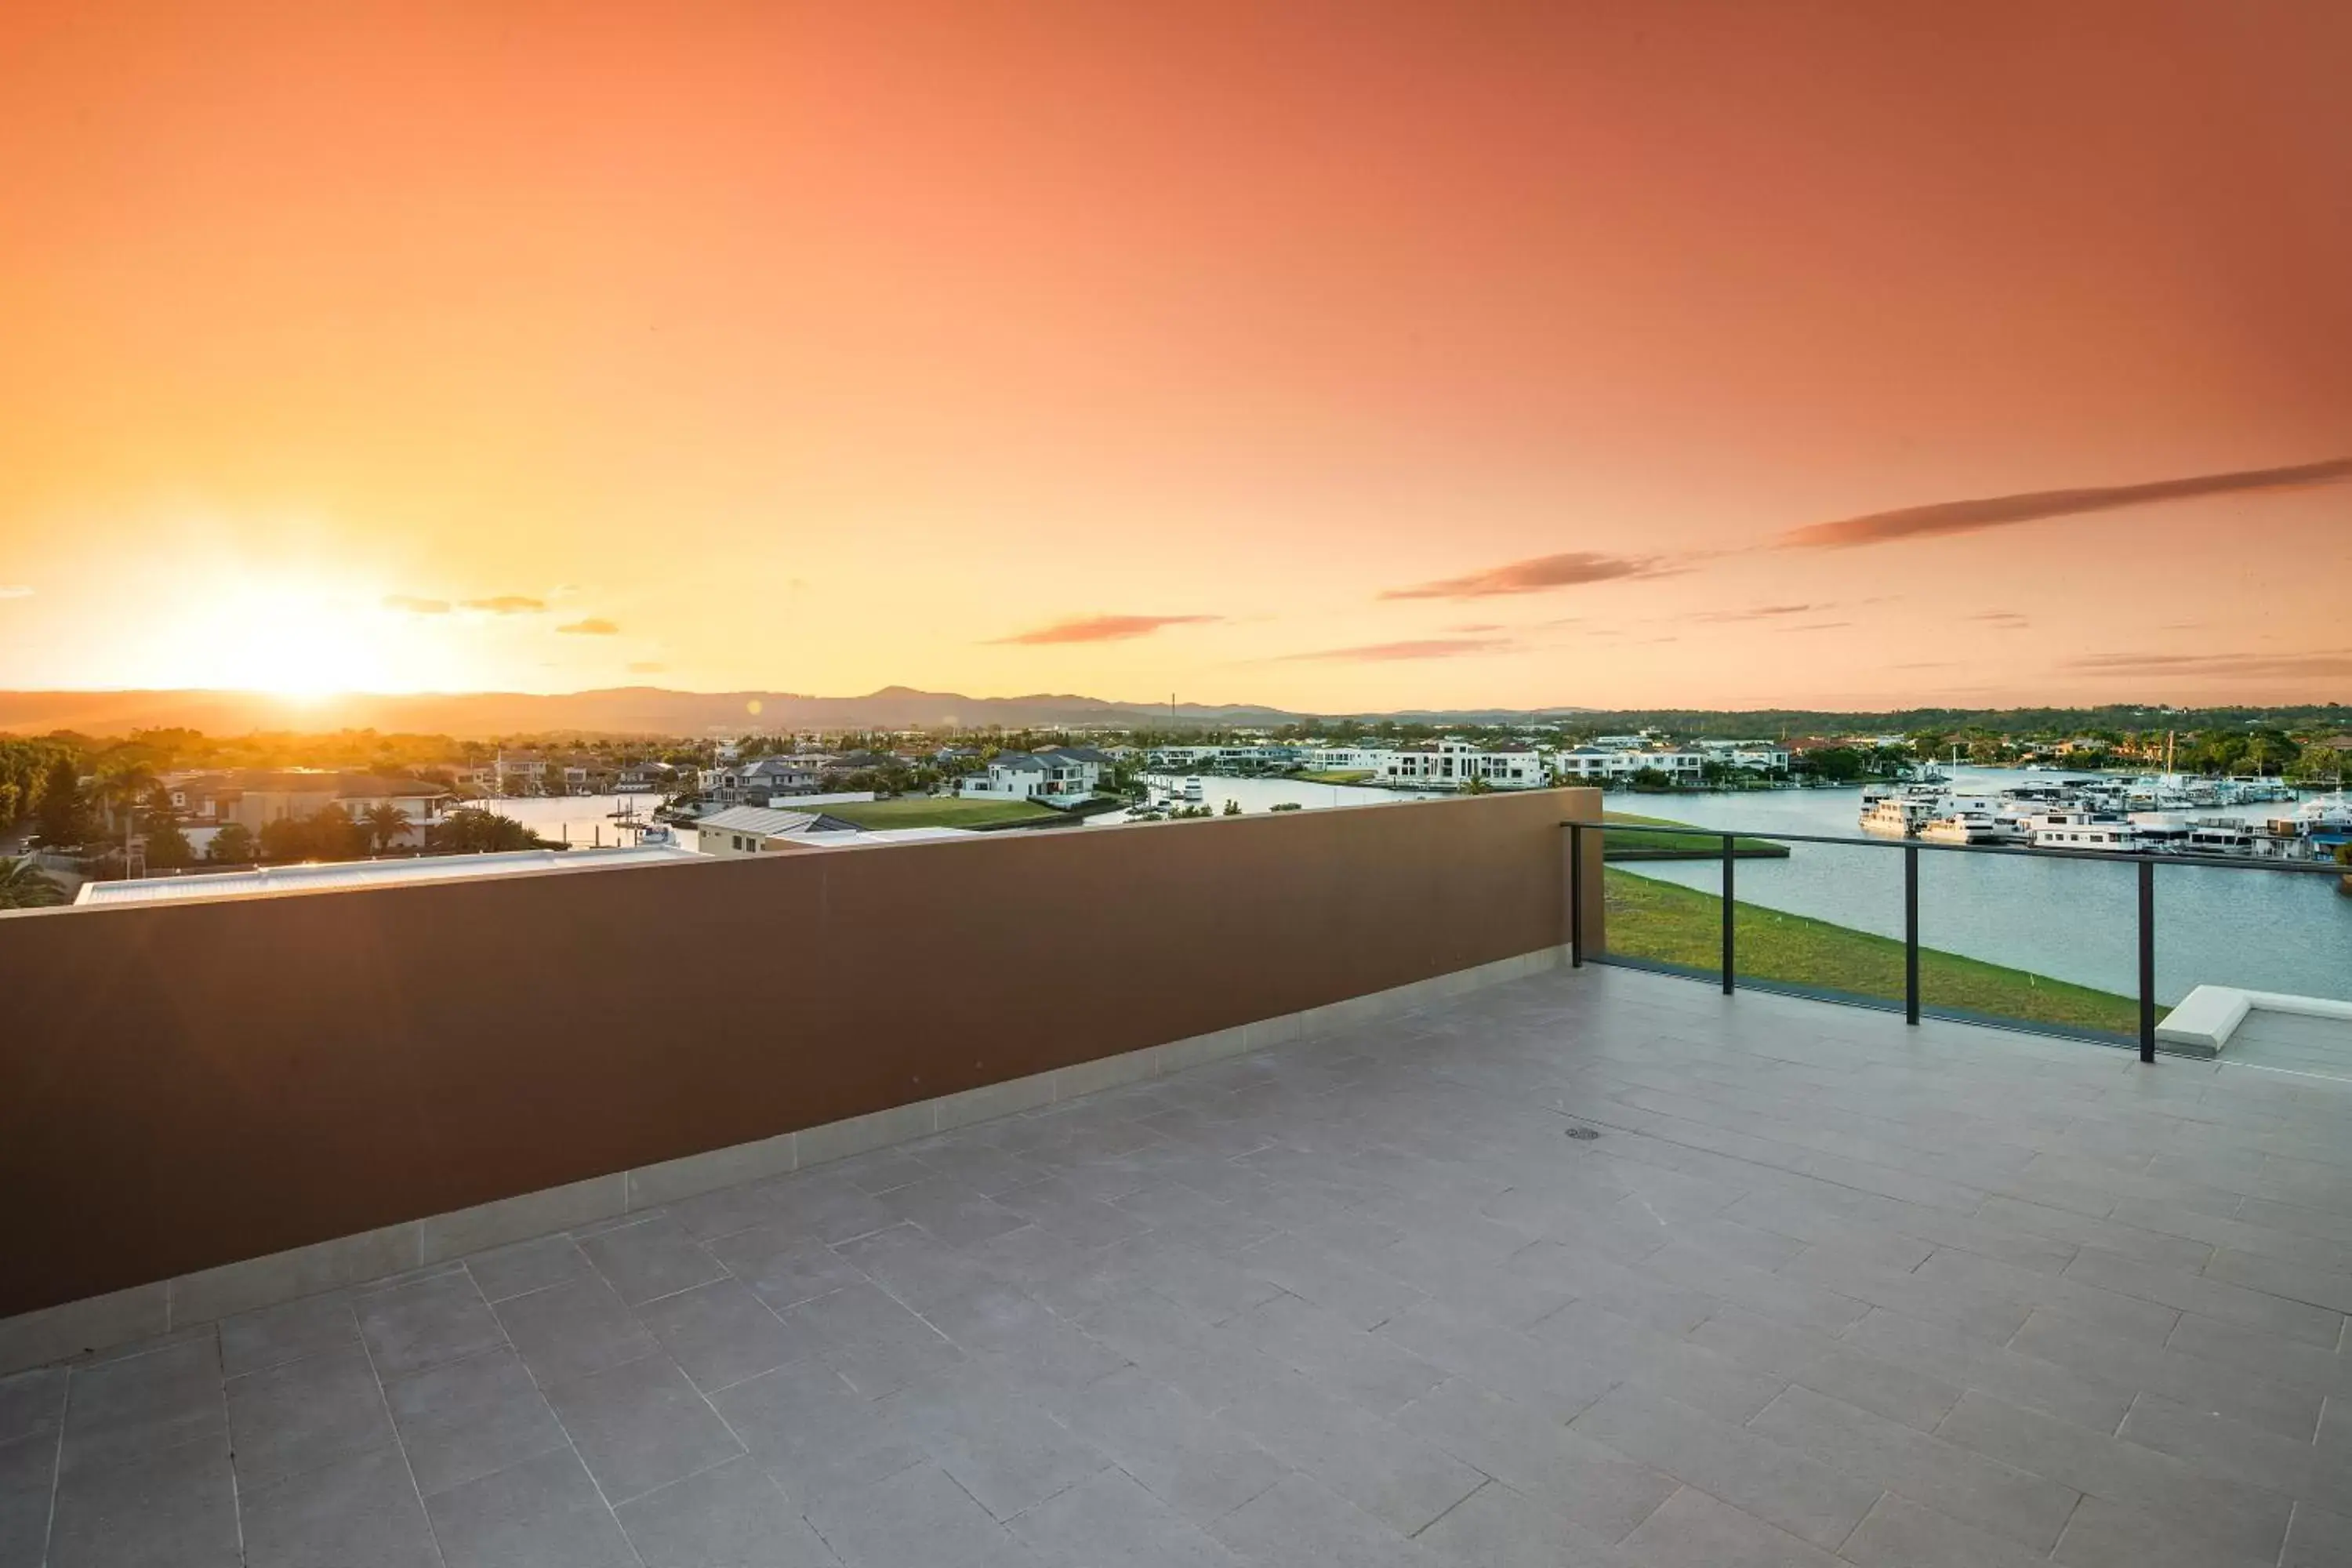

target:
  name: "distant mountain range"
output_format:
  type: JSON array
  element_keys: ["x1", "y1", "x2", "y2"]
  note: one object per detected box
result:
[{"x1": 0, "y1": 686, "x2": 1599, "y2": 739}]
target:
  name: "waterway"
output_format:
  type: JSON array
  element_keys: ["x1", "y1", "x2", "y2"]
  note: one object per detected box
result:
[
  {"x1": 481, "y1": 775, "x2": 2349, "y2": 1007},
  {"x1": 1599, "y1": 768, "x2": 2350, "y2": 1007}
]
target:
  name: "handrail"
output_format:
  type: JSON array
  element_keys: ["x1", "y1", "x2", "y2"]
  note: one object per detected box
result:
[
  {"x1": 1562, "y1": 818, "x2": 2349, "y2": 873},
  {"x1": 1563, "y1": 815, "x2": 2350, "y2": 1064}
]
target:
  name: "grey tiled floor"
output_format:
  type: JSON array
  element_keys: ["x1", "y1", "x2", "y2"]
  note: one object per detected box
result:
[
  {"x1": 8, "y1": 964, "x2": 2352, "y2": 1566},
  {"x1": 2229, "y1": 1007, "x2": 2352, "y2": 1080}
]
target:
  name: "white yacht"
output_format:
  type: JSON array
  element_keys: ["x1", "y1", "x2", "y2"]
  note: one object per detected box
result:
[
  {"x1": 1918, "y1": 798, "x2": 2007, "y2": 845},
  {"x1": 1181, "y1": 776, "x2": 1206, "y2": 803},
  {"x1": 1919, "y1": 808, "x2": 2013, "y2": 846}
]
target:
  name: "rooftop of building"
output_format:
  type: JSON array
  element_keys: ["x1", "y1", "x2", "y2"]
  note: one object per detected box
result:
[
  {"x1": 69, "y1": 843, "x2": 700, "y2": 907},
  {"x1": 8, "y1": 964, "x2": 2350, "y2": 1565}
]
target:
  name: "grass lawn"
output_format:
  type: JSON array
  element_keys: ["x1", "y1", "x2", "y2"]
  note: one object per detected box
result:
[
  {"x1": 1598, "y1": 811, "x2": 1788, "y2": 861},
  {"x1": 1602, "y1": 866, "x2": 2139, "y2": 1036},
  {"x1": 1294, "y1": 769, "x2": 1374, "y2": 784},
  {"x1": 813, "y1": 797, "x2": 1062, "y2": 829}
]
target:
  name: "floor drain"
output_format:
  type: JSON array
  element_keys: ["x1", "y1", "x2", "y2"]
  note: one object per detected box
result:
[{"x1": 1563, "y1": 1126, "x2": 1601, "y2": 1142}]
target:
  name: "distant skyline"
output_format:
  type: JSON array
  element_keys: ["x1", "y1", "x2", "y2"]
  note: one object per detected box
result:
[{"x1": 3, "y1": 2, "x2": 2349, "y2": 708}]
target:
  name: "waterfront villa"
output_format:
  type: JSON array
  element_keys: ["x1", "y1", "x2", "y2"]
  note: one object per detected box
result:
[
  {"x1": 1554, "y1": 745, "x2": 1708, "y2": 784},
  {"x1": 706, "y1": 756, "x2": 823, "y2": 806},
  {"x1": 958, "y1": 748, "x2": 1104, "y2": 803},
  {"x1": 165, "y1": 769, "x2": 453, "y2": 832},
  {"x1": 1378, "y1": 739, "x2": 1548, "y2": 789}
]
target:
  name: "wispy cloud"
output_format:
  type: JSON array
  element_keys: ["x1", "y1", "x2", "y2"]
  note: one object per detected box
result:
[
  {"x1": 1781, "y1": 621, "x2": 1853, "y2": 633},
  {"x1": 1381, "y1": 551, "x2": 1667, "y2": 601},
  {"x1": 1279, "y1": 637, "x2": 1513, "y2": 662},
  {"x1": 1694, "y1": 602, "x2": 1820, "y2": 622},
  {"x1": 383, "y1": 593, "x2": 451, "y2": 615},
  {"x1": 1779, "y1": 457, "x2": 2352, "y2": 550},
  {"x1": 1443, "y1": 622, "x2": 1505, "y2": 633},
  {"x1": 461, "y1": 594, "x2": 546, "y2": 615},
  {"x1": 0, "y1": 585, "x2": 31, "y2": 600},
  {"x1": 1969, "y1": 611, "x2": 2031, "y2": 630},
  {"x1": 2063, "y1": 648, "x2": 2352, "y2": 681},
  {"x1": 557, "y1": 617, "x2": 621, "y2": 636},
  {"x1": 991, "y1": 614, "x2": 1221, "y2": 645}
]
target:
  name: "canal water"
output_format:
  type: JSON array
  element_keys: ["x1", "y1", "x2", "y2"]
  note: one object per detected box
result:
[
  {"x1": 485, "y1": 774, "x2": 2348, "y2": 1007},
  {"x1": 1593, "y1": 770, "x2": 2351, "y2": 1007}
]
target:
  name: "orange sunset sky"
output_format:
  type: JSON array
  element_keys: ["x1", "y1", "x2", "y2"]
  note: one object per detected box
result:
[{"x1": 2, "y1": 2, "x2": 2348, "y2": 712}]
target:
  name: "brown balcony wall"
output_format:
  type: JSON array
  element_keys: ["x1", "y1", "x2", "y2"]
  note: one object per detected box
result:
[{"x1": 0, "y1": 788, "x2": 1602, "y2": 1320}]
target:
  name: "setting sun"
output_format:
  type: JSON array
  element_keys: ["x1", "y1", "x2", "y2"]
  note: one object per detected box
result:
[{"x1": 166, "y1": 578, "x2": 405, "y2": 698}]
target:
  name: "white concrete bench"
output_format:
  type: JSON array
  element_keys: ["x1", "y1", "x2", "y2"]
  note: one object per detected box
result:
[
  {"x1": 2158, "y1": 986, "x2": 2352, "y2": 1059},
  {"x1": 2154, "y1": 985, "x2": 2247, "y2": 1058}
]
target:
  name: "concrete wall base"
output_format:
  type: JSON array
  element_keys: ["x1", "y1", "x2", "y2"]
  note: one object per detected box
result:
[{"x1": 0, "y1": 944, "x2": 1569, "y2": 1377}]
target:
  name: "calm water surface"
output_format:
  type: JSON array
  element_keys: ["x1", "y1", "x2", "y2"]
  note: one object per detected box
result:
[
  {"x1": 1606, "y1": 770, "x2": 2350, "y2": 1006},
  {"x1": 485, "y1": 776, "x2": 2348, "y2": 1005}
]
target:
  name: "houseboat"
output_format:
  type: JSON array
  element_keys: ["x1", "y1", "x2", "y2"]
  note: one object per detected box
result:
[{"x1": 1860, "y1": 795, "x2": 1938, "y2": 838}]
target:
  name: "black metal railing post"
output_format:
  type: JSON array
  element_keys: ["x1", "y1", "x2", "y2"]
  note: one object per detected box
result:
[
  {"x1": 2138, "y1": 856, "x2": 2157, "y2": 1062},
  {"x1": 1720, "y1": 833, "x2": 1736, "y2": 994},
  {"x1": 1569, "y1": 822, "x2": 1585, "y2": 967},
  {"x1": 1904, "y1": 844, "x2": 1921, "y2": 1025}
]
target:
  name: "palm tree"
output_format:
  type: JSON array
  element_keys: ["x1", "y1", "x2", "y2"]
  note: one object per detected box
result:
[
  {"x1": 95, "y1": 761, "x2": 156, "y2": 837},
  {"x1": 0, "y1": 855, "x2": 67, "y2": 909},
  {"x1": 362, "y1": 802, "x2": 410, "y2": 853}
]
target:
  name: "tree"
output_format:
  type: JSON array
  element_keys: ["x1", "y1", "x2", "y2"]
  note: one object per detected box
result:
[
  {"x1": 1461, "y1": 775, "x2": 1495, "y2": 795},
  {"x1": 207, "y1": 822, "x2": 258, "y2": 864},
  {"x1": 141, "y1": 786, "x2": 193, "y2": 869},
  {"x1": 362, "y1": 802, "x2": 410, "y2": 852},
  {"x1": 1221, "y1": 798, "x2": 1243, "y2": 815},
  {"x1": 429, "y1": 808, "x2": 549, "y2": 854},
  {"x1": 1794, "y1": 747, "x2": 1868, "y2": 784},
  {"x1": 259, "y1": 813, "x2": 311, "y2": 863},
  {"x1": 34, "y1": 757, "x2": 85, "y2": 845},
  {"x1": 310, "y1": 804, "x2": 366, "y2": 860},
  {"x1": 0, "y1": 855, "x2": 67, "y2": 909},
  {"x1": 95, "y1": 760, "x2": 156, "y2": 834}
]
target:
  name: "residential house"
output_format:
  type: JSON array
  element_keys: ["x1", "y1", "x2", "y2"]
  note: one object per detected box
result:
[
  {"x1": 1693, "y1": 739, "x2": 1792, "y2": 774},
  {"x1": 190, "y1": 771, "x2": 453, "y2": 835},
  {"x1": 494, "y1": 751, "x2": 548, "y2": 792},
  {"x1": 1377, "y1": 739, "x2": 1547, "y2": 789},
  {"x1": 705, "y1": 757, "x2": 822, "y2": 806},
  {"x1": 958, "y1": 750, "x2": 1102, "y2": 804},
  {"x1": 1305, "y1": 746, "x2": 1392, "y2": 774},
  {"x1": 691, "y1": 805, "x2": 861, "y2": 857},
  {"x1": 1552, "y1": 746, "x2": 1707, "y2": 785}
]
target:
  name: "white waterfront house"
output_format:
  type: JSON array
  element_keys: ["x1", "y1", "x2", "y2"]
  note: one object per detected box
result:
[
  {"x1": 957, "y1": 749, "x2": 1103, "y2": 804},
  {"x1": 1693, "y1": 739, "x2": 1793, "y2": 775},
  {"x1": 1306, "y1": 746, "x2": 1392, "y2": 774},
  {"x1": 1377, "y1": 739, "x2": 1547, "y2": 789},
  {"x1": 1552, "y1": 746, "x2": 1708, "y2": 785}
]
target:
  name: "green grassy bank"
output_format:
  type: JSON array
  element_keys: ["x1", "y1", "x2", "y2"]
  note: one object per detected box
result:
[
  {"x1": 815, "y1": 797, "x2": 1063, "y2": 829},
  {"x1": 1599, "y1": 811, "x2": 1789, "y2": 861},
  {"x1": 1602, "y1": 866, "x2": 2139, "y2": 1036}
]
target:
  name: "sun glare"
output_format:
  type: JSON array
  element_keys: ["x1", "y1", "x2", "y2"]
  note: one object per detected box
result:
[{"x1": 175, "y1": 579, "x2": 405, "y2": 697}]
